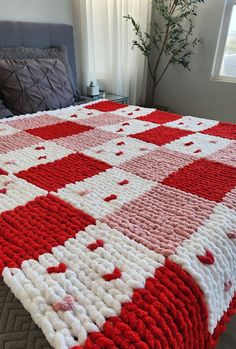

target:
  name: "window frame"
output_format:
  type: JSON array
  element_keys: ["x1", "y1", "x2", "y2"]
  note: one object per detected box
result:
[{"x1": 212, "y1": 0, "x2": 236, "y2": 83}]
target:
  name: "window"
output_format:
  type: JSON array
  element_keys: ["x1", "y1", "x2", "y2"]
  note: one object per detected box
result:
[{"x1": 212, "y1": 0, "x2": 236, "y2": 82}]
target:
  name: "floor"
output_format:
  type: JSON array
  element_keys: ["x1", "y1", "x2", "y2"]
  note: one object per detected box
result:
[{"x1": 216, "y1": 315, "x2": 236, "y2": 349}]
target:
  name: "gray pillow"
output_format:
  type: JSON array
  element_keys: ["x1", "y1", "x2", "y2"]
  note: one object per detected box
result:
[
  {"x1": 0, "y1": 98, "x2": 14, "y2": 118},
  {"x1": 0, "y1": 46, "x2": 78, "y2": 97},
  {"x1": 0, "y1": 58, "x2": 75, "y2": 115}
]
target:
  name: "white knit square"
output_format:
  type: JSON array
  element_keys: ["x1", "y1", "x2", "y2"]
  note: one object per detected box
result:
[
  {"x1": 165, "y1": 116, "x2": 219, "y2": 132},
  {"x1": 99, "y1": 119, "x2": 158, "y2": 136},
  {"x1": 0, "y1": 124, "x2": 20, "y2": 137},
  {"x1": 0, "y1": 141, "x2": 74, "y2": 173},
  {"x1": 51, "y1": 105, "x2": 102, "y2": 121},
  {"x1": 83, "y1": 137, "x2": 158, "y2": 165},
  {"x1": 55, "y1": 168, "x2": 155, "y2": 219},
  {"x1": 165, "y1": 133, "x2": 232, "y2": 158},
  {"x1": 0, "y1": 174, "x2": 47, "y2": 213},
  {"x1": 110, "y1": 105, "x2": 155, "y2": 118}
]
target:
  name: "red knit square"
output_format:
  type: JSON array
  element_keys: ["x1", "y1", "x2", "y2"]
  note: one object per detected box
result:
[
  {"x1": 130, "y1": 126, "x2": 193, "y2": 146},
  {"x1": 162, "y1": 159, "x2": 236, "y2": 202},
  {"x1": 138, "y1": 110, "x2": 182, "y2": 124},
  {"x1": 16, "y1": 152, "x2": 112, "y2": 192},
  {"x1": 26, "y1": 121, "x2": 93, "y2": 140},
  {"x1": 85, "y1": 101, "x2": 127, "y2": 112},
  {"x1": 202, "y1": 122, "x2": 236, "y2": 140},
  {"x1": 0, "y1": 194, "x2": 95, "y2": 273}
]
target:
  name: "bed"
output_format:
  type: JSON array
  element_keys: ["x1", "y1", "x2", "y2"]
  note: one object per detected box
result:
[{"x1": 0, "y1": 21, "x2": 236, "y2": 349}]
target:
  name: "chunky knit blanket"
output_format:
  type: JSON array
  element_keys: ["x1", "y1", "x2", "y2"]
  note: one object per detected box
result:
[{"x1": 0, "y1": 100, "x2": 236, "y2": 349}]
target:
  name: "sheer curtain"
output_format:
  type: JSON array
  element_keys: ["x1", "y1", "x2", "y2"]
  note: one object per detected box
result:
[{"x1": 73, "y1": 0, "x2": 151, "y2": 105}]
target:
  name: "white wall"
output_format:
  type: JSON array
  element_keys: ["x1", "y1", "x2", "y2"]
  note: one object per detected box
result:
[
  {"x1": 148, "y1": 0, "x2": 236, "y2": 123},
  {"x1": 0, "y1": 0, "x2": 73, "y2": 24}
]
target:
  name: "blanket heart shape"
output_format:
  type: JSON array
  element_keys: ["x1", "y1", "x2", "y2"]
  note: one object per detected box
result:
[
  {"x1": 78, "y1": 189, "x2": 90, "y2": 197},
  {"x1": 197, "y1": 250, "x2": 215, "y2": 265},
  {"x1": 227, "y1": 231, "x2": 236, "y2": 239},
  {"x1": 52, "y1": 295, "x2": 75, "y2": 311},
  {"x1": 52, "y1": 295, "x2": 75, "y2": 312},
  {"x1": 87, "y1": 239, "x2": 105, "y2": 251},
  {"x1": 103, "y1": 267, "x2": 122, "y2": 281},
  {"x1": 118, "y1": 180, "x2": 129, "y2": 186},
  {"x1": 47, "y1": 263, "x2": 67, "y2": 274},
  {"x1": 0, "y1": 188, "x2": 7, "y2": 195},
  {"x1": 35, "y1": 146, "x2": 45, "y2": 150},
  {"x1": 224, "y1": 280, "x2": 232, "y2": 292},
  {"x1": 104, "y1": 194, "x2": 117, "y2": 202},
  {"x1": 4, "y1": 160, "x2": 16, "y2": 165}
]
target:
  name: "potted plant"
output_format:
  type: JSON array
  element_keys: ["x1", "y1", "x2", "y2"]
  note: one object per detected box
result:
[{"x1": 125, "y1": 0, "x2": 204, "y2": 108}]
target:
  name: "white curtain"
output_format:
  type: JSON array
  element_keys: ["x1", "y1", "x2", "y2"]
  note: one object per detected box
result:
[{"x1": 73, "y1": 0, "x2": 151, "y2": 105}]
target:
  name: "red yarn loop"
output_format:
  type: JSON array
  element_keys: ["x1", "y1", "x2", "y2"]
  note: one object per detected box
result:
[
  {"x1": 87, "y1": 239, "x2": 105, "y2": 251},
  {"x1": 227, "y1": 231, "x2": 236, "y2": 239},
  {"x1": 118, "y1": 180, "x2": 129, "y2": 186},
  {"x1": 104, "y1": 194, "x2": 117, "y2": 202},
  {"x1": 47, "y1": 263, "x2": 67, "y2": 274},
  {"x1": 0, "y1": 168, "x2": 8, "y2": 175},
  {"x1": 115, "y1": 151, "x2": 123, "y2": 156},
  {"x1": 197, "y1": 250, "x2": 215, "y2": 265},
  {"x1": 103, "y1": 267, "x2": 122, "y2": 281},
  {"x1": 185, "y1": 141, "x2": 194, "y2": 146},
  {"x1": 224, "y1": 280, "x2": 232, "y2": 292},
  {"x1": 35, "y1": 146, "x2": 46, "y2": 150},
  {"x1": 0, "y1": 188, "x2": 7, "y2": 195}
]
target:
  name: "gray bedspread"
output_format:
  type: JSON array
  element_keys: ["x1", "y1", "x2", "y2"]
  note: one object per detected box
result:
[{"x1": 0, "y1": 277, "x2": 52, "y2": 349}]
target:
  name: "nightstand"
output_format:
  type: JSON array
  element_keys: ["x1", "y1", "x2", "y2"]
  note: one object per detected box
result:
[
  {"x1": 105, "y1": 93, "x2": 130, "y2": 104},
  {"x1": 75, "y1": 93, "x2": 130, "y2": 105}
]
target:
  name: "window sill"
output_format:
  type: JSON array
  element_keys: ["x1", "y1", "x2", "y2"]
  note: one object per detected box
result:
[{"x1": 211, "y1": 76, "x2": 236, "y2": 84}]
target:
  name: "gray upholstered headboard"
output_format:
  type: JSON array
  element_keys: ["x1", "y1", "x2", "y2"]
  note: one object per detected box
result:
[{"x1": 0, "y1": 21, "x2": 78, "y2": 89}]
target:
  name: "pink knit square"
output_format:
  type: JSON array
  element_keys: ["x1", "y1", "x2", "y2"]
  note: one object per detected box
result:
[
  {"x1": 54, "y1": 129, "x2": 118, "y2": 152},
  {"x1": 223, "y1": 188, "x2": 236, "y2": 211},
  {"x1": 76, "y1": 113, "x2": 129, "y2": 127},
  {"x1": 103, "y1": 184, "x2": 215, "y2": 257},
  {"x1": 0, "y1": 131, "x2": 41, "y2": 153},
  {"x1": 209, "y1": 141, "x2": 236, "y2": 167},
  {"x1": 119, "y1": 148, "x2": 195, "y2": 182},
  {"x1": 7, "y1": 114, "x2": 64, "y2": 130}
]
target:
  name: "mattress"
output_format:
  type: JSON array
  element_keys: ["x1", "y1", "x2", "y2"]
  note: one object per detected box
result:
[{"x1": 0, "y1": 100, "x2": 235, "y2": 349}]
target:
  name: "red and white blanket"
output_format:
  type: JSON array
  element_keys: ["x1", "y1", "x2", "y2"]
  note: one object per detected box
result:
[{"x1": 0, "y1": 100, "x2": 236, "y2": 349}]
